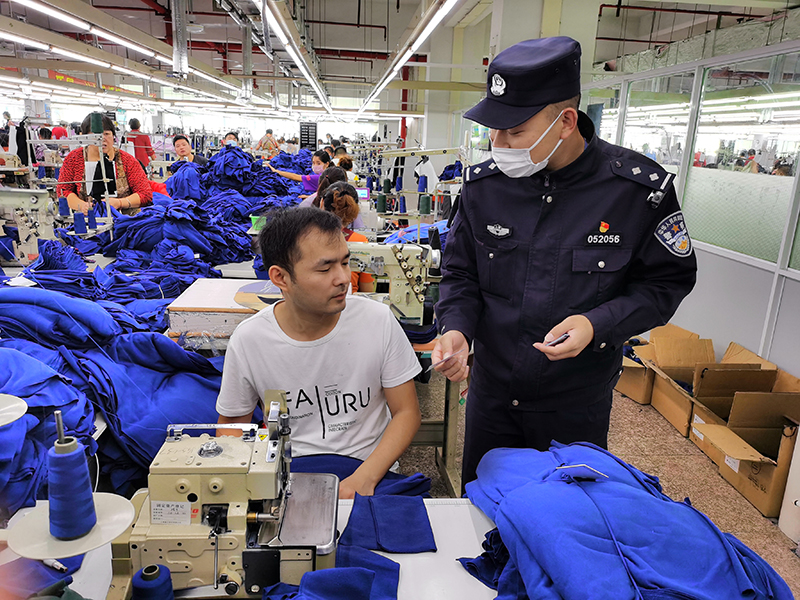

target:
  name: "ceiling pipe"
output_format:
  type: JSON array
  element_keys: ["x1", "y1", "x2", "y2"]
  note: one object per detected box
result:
[
  {"x1": 242, "y1": 21, "x2": 253, "y2": 100},
  {"x1": 596, "y1": 36, "x2": 672, "y2": 45},
  {"x1": 304, "y1": 19, "x2": 387, "y2": 41},
  {"x1": 598, "y1": 4, "x2": 758, "y2": 19}
]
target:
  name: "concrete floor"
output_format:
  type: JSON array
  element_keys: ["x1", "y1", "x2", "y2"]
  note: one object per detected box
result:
[{"x1": 399, "y1": 372, "x2": 800, "y2": 596}]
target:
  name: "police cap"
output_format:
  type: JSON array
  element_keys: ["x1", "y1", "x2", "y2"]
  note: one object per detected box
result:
[{"x1": 464, "y1": 36, "x2": 581, "y2": 130}]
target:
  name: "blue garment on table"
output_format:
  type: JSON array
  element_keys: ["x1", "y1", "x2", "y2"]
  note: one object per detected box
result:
[
  {"x1": 204, "y1": 145, "x2": 254, "y2": 191},
  {"x1": 166, "y1": 160, "x2": 204, "y2": 201},
  {"x1": 56, "y1": 228, "x2": 110, "y2": 256},
  {"x1": 0, "y1": 287, "x2": 122, "y2": 349},
  {"x1": 291, "y1": 455, "x2": 430, "y2": 496},
  {"x1": 124, "y1": 299, "x2": 171, "y2": 331},
  {"x1": 262, "y1": 567, "x2": 374, "y2": 600},
  {"x1": 0, "y1": 554, "x2": 84, "y2": 598},
  {"x1": 457, "y1": 528, "x2": 509, "y2": 590},
  {"x1": 382, "y1": 221, "x2": 449, "y2": 252},
  {"x1": 0, "y1": 347, "x2": 96, "y2": 514},
  {"x1": 339, "y1": 494, "x2": 436, "y2": 553},
  {"x1": 463, "y1": 443, "x2": 793, "y2": 600},
  {"x1": 269, "y1": 149, "x2": 313, "y2": 175},
  {"x1": 439, "y1": 161, "x2": 463, "y2": 181},
  {"x1": 29, "y1": 240, "x2": 87, "y2": 271}
]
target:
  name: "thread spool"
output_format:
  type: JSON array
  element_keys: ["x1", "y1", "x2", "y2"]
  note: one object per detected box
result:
[
  {"x1": 58, "y1": 197, "x2": 70, "y2": 217},
  {"x1": 48, "y1": 439, "x2": 97, "y2": 540},
  {"x1": 376, "y1": 194, "x2": 387, "y2": 213},
  {"x1": 90, "y1": 113, "x2": 103, "y2": 134},
  {"x1": 366, "y1": 176, "x2": 373, "y2": 191},
  {"x1": 87, "y1": 209, "x2": 97, "y2": 230},
  {"x1": 38, "y1": 166, "x2": 46, "y2": 179},
  {"x1": 73, "y1": 213, "x2": 87, "y2": 234},
  {"x1": 398, "y1": 196, "x2": 407, "y2": 213},
  {"x1": 418, "y1": 175, "x2": 428, "y2": 193},
  {"x1": 382, "y1": 178, "x2": 392, "y2": 193},
  {"x1": 395, "y1": 175, "x2": 403, "y2": 192},
  {"x1": 54, "y1": 167, "x2": 60, "y2": 179},
  {"x1": 132, "y1": 564, "x2": 174, "y2": 600},
  {"x1": 419, "y1": 194, "x2": 432, "y2": 215},
  {"x1": 159, "y1": 167, "x2": 164, "y2": 178}
]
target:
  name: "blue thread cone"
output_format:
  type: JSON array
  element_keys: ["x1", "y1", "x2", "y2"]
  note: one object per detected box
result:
[
  {"x1": 47, "y1": 442, "x2": 96, "y2": 540},
  {"x1": 418, "y1": 175, "x2": 428, "y2": 193},
  {"x1": 132, "y1": 564, "x2": 174, "y2": 600},
  {"x1": 73, "y1": 212, "x2": 87, "y2": 234},
  {"x1": 87, "y1": 209, "x2": 97, "y2": 229},
  {"x1": 58, "y1": 197, "x2": 70, "y2": 216},
  {"x1": 395, "y1": 175, "x2": 403, "y2": 192}
]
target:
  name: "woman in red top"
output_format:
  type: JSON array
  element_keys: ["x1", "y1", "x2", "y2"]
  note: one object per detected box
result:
[
  {"x1": 57, "y1": 113, "x2": 153, "y2": 215},
  {"x1": 320, "y1": 181, "x2": 375, "y2": 293},
  {"x1": 127, "y1": 118, "x2": 156, "y2": 168}
]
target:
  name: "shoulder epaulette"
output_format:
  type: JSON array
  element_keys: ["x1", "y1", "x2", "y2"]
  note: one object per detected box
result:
[
  {"x1": 610, "y1": 157, "x2": 674, "y2": 209},
  {"x1": 464, "y1": 159, "x2": 501, "y2": 182}
]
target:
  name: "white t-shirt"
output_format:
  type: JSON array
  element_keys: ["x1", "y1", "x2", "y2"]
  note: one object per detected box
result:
[{"x1": 216, "y1": 295, "x2": 421, "y2": 460}]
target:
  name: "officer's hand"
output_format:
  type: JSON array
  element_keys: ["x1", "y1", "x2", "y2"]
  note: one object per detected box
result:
[
  {"x1": 432, "y1": 330, "x2": 470, "y2": 382},
  {"x1": 533, "y1": 315, "x2": 595, "y2": 361}
]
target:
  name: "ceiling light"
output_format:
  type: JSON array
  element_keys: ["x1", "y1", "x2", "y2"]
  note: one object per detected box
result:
[
  {"x1": 411, "y1": 0, "x2": 459, "y2": 53},
  {"x1": 190, "y1": 68, "x2": 240, "y2": 91},
  {"x1": 112, "y1": 65, "x2": 151, "y2": 80},
  {"x1": 0, "y1": 31, "x2": 50, "y2": 50},
  {"x1": 253, "y1": 0, "x2": 288, "y2": 46},
  {"x1": 90, "y1": 27, "x2": 156, "y2": 58},
  {"x1": 0, "y1": 73, "x2": 30, "y2": 85},
  {"x1": 51, "y1": 46, "x2": 111, "y2": 68},
  {"x1": 9, "y1": 0, "x2": 90, "y2": 30},
  {"x1": 155, "y1": 54, "x2": 173, "y2": 65}
]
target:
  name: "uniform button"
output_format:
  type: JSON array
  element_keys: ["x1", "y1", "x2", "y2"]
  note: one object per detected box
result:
[
  {"x1": 488, "y1": 252, "x2": 494, "y2": 259},
  {"x1": 546, "y1": 196, "x2": 553, "y2": 203},
  {"x1": 600, "y1": 342, "x2": 607, "y2": 349},
  {"x1": 598, "y1": 261, "x2": 605, "y2": 268},
  {"x1": 615, "y1": 160, "x2": 623, "y2": 168},
  {"x1": 511, "y1": 399, "x2": 519, "y2": 407}
]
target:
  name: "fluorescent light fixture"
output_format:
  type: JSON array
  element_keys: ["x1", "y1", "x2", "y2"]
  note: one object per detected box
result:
[
  {"x1": 51, "y1": 46, "x2": 111, "y2": 68},
  {"x1": 0, "y1": 73, "x2": 30, "y2": 85},
  {"x1": 0, "y1": 31, "x2": 50, "y2": 50},
  {"x1": 254, "y1": 0, "x2": 289, "y2": 46},
  {"x1": 112, "y1": 65, "x2": 151, "y2": 80},
  {"x1": 90, "y1": 27, "x2": 156, "y2": 58},
  {"x1": 410, "y1": 0, "x2": 459, "y2": 52},
  {"x1": 190, "y1": 68, "x2": 240, "y2": 91},
  {"x1": 9, "y1": 0, "x2": 90, "y2": 30},
  {"x1": 155, "y1": 54, "x2": 173, "y2": 65}
]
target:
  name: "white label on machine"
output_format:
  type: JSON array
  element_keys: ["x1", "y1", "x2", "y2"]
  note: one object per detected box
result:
[
  {"x1": 151, "y1": 501, "x2": 192, "y2": 525},
  {"x1": 724, "y1": 456, "x2": 740, "y2": 474}
]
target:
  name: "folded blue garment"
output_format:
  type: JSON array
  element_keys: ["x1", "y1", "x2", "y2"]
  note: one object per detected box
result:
[
  {"x1": 335, "y1": 546, "x2": 399, "y2": 600},
  {"x1": 457, "y1": 528, "x2": 509, "y2": 590},
  {"x1": 262, "y1": 567, "x2": 374, "y2": 600},
  {"x1": 29, "y1": 240, "x2": 87, "y2": 271},
  {"x1": 291, "y1": 455, "x2": 430, "y2": 496},
  {"x1": 0, "y1": 554, "x2": 84, "y2": 598},
  {"x1": 166, "y1": 161, "x2": 204, "y2": 200},
  {"x1": 339, "y1": 494, "x2": 436, "y2": 554},
  {"x1": 463, "y1": 443, "x2": 793, "y2": 600},
  {"x1": 268, "y1": 149, "x2": 313, "y2": 175}
]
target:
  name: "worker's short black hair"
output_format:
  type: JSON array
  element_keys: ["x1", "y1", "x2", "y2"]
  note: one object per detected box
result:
[
  {"x1": 257, "y1": 207, "x2": 342, "y2": 279},
  {"x1": 173, "y1": 134, "x2": 190, "y2": 146},
  {"x1": 38, "y1": 127, "x2": 52, "y2": 139},
  {"x1": 225, "y1": 131, "x2": 239, "y2": 141},
  {"x1": 331, "y1": 139, "x2": 341, "y2": 148},
  {"x1": 80, "y1": 112, "x2": 116, "y2": 135},
  {"x1": 323, "y1": 145, "x2": 334, "y2": 154},
  {"x1": 129, "y1": 118, "x2": 141, "y2": 130},
  {"x1": 334, "y1": 146, "x2": 348, "y2": 156},
  {"x1": 266, "y1": 128, "x2": 273, "y2": 134},
  {"x1": 313, "y1": 149, "x2": 332, "y2": 164}
]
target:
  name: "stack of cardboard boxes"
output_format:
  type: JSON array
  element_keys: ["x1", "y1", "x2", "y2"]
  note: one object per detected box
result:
[{"x1": 616, "y1": 324, "x2": 800, "y2": 519}]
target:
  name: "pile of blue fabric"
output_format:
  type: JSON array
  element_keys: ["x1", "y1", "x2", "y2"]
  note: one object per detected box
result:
[
  {"x1": 382, "y1": 220, "x2": 450, "y2": 252},
  {"x1": 439, "y1": 161, "x2": 463, "y2": 181},
  {"x1": 166, "y1": 160, "x2": 203, "y2": 201},
  {"x1": 269, "y1": 148, "x2": 314, "y2": 175},
  {"x1": 463, "y1": 443, "x2": 792, "y2": 599}
]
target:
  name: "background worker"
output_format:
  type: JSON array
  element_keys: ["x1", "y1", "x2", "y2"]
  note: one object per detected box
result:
[
  {"x1": 269, "y1": 149, "x2": 331, "y2": 196},
  {"x1": 433, "y1": 37, "x2": 697, "y2": 489},
  {"x1": 173, "y1": 134, "x2": 209, "y2": 167},
  {"x1": 127, "y1": 118, "x2": 156, "y2": 169},
  {"x1": 216, "y1": 208, "x2": 421, "y2": 499},
  {"x1": 256, "y1": 128, "x2": 279, "y2": 158},
  {"x1": 57, "y1": 112, "x2": 153, "y2": 215}
]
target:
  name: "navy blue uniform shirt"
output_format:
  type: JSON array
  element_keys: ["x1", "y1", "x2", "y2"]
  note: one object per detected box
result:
[{"x1": 436, "y1": 112, "x2": 697, "y2": 410}]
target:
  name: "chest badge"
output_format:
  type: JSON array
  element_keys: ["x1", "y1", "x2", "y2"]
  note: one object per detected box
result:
[
  {"x1": 599, "y1": 221, "x2": 610, "y2": 233},
  {"x1": 487, "y1": 223, "x2": 511, "y2": 238},
  {"x1": 490, "y1": 74, "x2": 506, "y2": 96},
  {"x1": 655, "y1": 211, "x2": 693, "y2": 257}
]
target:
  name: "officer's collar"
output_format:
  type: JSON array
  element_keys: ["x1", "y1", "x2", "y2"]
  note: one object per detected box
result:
[{"x1": 537, "y1": 111, "x2": 599, "y2": 185}]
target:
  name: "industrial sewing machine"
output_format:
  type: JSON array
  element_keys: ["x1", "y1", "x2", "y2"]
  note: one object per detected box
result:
[
  {"x1": 112, "y1": 392, "x2": 338, "y2": 598},
  {"x1": 149, "y1": 160, "x2": 174, "y2": 183},
  {"x1": 347, "y1": 241, "x2": 441, "y2": 326}
]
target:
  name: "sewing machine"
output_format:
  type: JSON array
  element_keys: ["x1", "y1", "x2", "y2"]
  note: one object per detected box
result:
[
  {"x1": 347, "y1": 242, "x2": 440, "y2": 325},
  {"x1": 149, "y1": 160, "x2": 174, "y2": 183},
  {"x1": 0, "y1": 187, "x2": 56, "y2": 265},
  {"x1": 113, "y1": 392, "x2": 338, "y2": 598}
]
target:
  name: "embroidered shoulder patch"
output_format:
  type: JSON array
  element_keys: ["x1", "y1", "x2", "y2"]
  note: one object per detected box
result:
[{"x1": 655, "y1": 211, "x2": 692, "y2": 257}]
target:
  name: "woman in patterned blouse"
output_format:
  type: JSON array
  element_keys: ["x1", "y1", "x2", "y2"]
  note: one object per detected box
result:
[{"x1": 57, "y1": 112, "x2": 153, "y2": 216}]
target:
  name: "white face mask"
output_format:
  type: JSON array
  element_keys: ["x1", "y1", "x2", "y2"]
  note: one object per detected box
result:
[{"x1": 491, "y1": 110, "x2": 564, "y2": 178}]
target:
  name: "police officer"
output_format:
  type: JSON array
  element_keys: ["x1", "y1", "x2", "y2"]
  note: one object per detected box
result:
[{"x1": 433, "y1": 37, "x2": 697, "y2": 488}]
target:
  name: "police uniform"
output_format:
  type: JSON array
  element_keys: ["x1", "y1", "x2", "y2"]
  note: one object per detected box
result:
[{"x1": 436, "y1": 37, "x2": 697, "y2": 487}]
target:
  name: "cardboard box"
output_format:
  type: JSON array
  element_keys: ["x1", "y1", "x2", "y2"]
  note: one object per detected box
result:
[
  {"x1": 649, "y1": 323, "x2": 700, "y2": 342},
  {"x1": 616, "y1": 343, "x2": 656, "y2": 405},
  {"x1": 695, "y1": 392, "x2": 800, "y2": 517}
]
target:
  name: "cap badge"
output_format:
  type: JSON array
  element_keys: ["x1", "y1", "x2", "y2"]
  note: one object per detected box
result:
[
  {"x1": 490, "y1": 74, "x2": 506, "y2": 96},
  {"x1": 487, "y1": 223, "x2": 511, "y2": 238},
  {"x1": 599, "y1": 221, "x2": 609, "y2": 233}
]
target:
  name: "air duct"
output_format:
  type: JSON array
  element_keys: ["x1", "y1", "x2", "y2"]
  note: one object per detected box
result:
[{"x1": 170, "y1": 0, "x2": 189, "y2": 78}]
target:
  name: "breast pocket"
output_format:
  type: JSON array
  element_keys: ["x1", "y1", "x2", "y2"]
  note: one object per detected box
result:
[
  {"x1": 570, "y1": 247, "x2": 632, "y2": 311},
  {"x1": 475, "y1": 238, "x2": 518, "y2": 301}
]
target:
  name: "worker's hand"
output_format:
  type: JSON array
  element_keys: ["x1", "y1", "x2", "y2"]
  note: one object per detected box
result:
[
  {"x1": 339, "y1": 471, "x2": 377, "y2": 500},
  {"x1": 432, "y1": 330, "x2": 470, "y2": 382},
  {"x1": 268, "y1": 164, "x2": 277, "y2": 173},
  {"x1": 533, "y1": 315, "x2": 595, "y2": 361},
  {"x1": 79, "y1": 200, "x2": 92, "y2": 216}
]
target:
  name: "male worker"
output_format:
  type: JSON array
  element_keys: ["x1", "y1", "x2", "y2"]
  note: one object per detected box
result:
[
  {"x1": 256, "y1": 128, "x2": 279, "y2": 157},
  {"x1": 433, "y1": 37, "x2": 697, "y2": 487},
  {"x1": 216, "y1": 208, "x2": 422, "y2": 499}
]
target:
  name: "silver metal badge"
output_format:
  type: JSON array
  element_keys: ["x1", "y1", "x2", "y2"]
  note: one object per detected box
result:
[
  {"x1": 490, "y1": 74, "x2": 506, "y2": 96},
  {"x1": 487, "y1": 223, "x2": 511, "y2": 238},
  {"x1": 631, "y1": 167, "x2": 642, "y2": 175}
]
